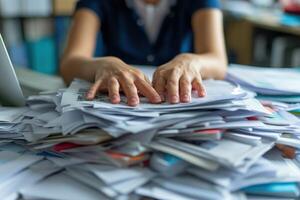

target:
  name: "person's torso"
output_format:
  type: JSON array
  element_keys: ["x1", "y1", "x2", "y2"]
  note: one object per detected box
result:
[
  {"x1": 96, "y1": 0, "x2": 195, "y2": 66},
  {"x1": 80, "y1": 0, "x2": 220, "y2": 65}
]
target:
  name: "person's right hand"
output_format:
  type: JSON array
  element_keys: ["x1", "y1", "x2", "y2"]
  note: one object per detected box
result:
[{"x1": 86, "y1": 57, "x2": 161, "y2": 106}]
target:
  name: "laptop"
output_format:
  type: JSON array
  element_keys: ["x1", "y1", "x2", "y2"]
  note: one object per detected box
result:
[{"x1": 0, "y1": 34, "x2": 25, "y2": 106}]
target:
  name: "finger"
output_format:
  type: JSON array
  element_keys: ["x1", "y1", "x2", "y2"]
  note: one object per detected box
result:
[
  {"x1": 144, "y1": 74, "x2": 151, "y2": 85},
  {"x1": 86, "y1": 80, "x2": 102, "y2": 100},
  {"x1": 119, "y1": 78, "x2": 139, "y2": 106},
  {"x1": 153, "y1": 76, "x2": 166, "y2": 102},
  {"x1": 152, "y1": 70, "x2": 159, "y2": 86},
  {"x1": 108, "y1": 77, "x2": 120, "y2": 104},
  {"x1": 179, "y1": 75, "x2": 192, "y2": 103},
  {"x1": 192, "y1": 78, "x2": 206, "y2": 97},
  {"x1": 167, "y1": 69, "x2": 180, "y2": 104},
  {"x1": 135, "y1": 78, "x2": 161, "y2": 104}
]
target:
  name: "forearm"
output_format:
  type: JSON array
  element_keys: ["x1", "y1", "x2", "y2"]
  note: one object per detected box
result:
[
  {"x1": 191, "y1": 9, "x2": 227, "y2": 80},
  {"x1": 194, "y1": 53, "x2": 227, "y2": 80},
  {"x1": 60, "y1": 9, "x2": 102, "y2": 85},
  {"x1": 60, "y1": 56, "x2": 96, "y2": 85}
]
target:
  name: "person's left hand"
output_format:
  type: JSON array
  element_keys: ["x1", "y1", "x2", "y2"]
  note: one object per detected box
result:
[{"x1": 152, "y1": 53, "x2": 206, "y2": 104}]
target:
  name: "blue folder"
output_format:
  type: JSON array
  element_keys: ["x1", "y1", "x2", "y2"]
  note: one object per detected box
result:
[{"x1": 242, "y1": 182, "x2": 300, "y2": 198}]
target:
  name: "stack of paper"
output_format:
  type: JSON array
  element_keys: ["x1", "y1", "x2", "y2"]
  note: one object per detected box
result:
[
  {"x1": 227, "y1": 64, "x2": 300, "y2": 103},
  {"x1": 0, "y1": 78, "x2": 268, "y2": 141},
  {"x1": 0, "y1": 75, "x2": 300, "y2": 199}
]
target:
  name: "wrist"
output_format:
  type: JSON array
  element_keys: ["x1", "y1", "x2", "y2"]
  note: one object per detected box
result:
[
  {"x1": 176, "y1": 53, "x2": 203, "y2": 68},
  {"x1": 94, "y1": 56, "x2": 122, "y2": 68}
]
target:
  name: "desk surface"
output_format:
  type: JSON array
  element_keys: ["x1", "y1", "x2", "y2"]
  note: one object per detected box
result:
[{"x1": 15, "y1": 67, "x2": 65, "y2": 96}]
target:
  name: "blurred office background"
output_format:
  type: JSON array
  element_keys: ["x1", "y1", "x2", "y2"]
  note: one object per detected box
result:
[
  {"x1": 0, "y1": 0, "x2": 300, "y2": 76},
  {"x1": 0, "y1": 0, "x2": 76, "y2": 75}
]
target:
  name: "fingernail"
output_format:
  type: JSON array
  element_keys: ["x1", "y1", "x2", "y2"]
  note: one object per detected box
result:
[
  {"x1": 111, "y1": 95, "x2": 119, "y2": 102},
  {"x1": 155, "y1": 96, "x2": 162, "y2": 103},
  {"x1": 201, "y1": 90, "x2": 206, "y2": 97},
  {"x1": 182, "y1": 94, "x2": 190, "y2": 102},
  {"x1": 171, "y1": 95, "x2": 179, "y2": 103},
  {"x1": 130, "y1": 97, "x2": 138, "y2": 105},
  {"x1": 160, "y1": 95, "x2": 165, "y2": 102}
]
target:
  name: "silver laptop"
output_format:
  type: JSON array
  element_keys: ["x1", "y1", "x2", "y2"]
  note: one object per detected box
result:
[{"x1": 0, "y1": 34, "x2": 25, "y2": 106}]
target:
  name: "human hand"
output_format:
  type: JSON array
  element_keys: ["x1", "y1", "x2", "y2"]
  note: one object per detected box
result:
[
  {"x1": 152, "y1": 53, "x2": 206, "y2": 104},
  {"x1": 86, "y1": 57, "x2": 161, "y2": 106}
]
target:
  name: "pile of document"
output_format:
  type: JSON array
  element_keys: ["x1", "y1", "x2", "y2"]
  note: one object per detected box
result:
[
  {"x1": 1, "y1": 72, "x2": 300, "y2": 199},
  {"x1": 227, "y1": 64, "x2": 300, "y2": 103}
]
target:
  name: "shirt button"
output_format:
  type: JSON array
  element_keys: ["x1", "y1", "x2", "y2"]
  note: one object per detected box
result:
[
  {"x1": 147, "y1": 54, "x2": 155, "y2": 62},
  {"x1": 137, "y1": 19, "x2": 143, "y2": 26}
]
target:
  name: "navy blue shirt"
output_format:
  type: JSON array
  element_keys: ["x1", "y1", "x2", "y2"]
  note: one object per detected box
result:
[{"x1": 75, "y1": 0, "x2": 220, "y2": 66}]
